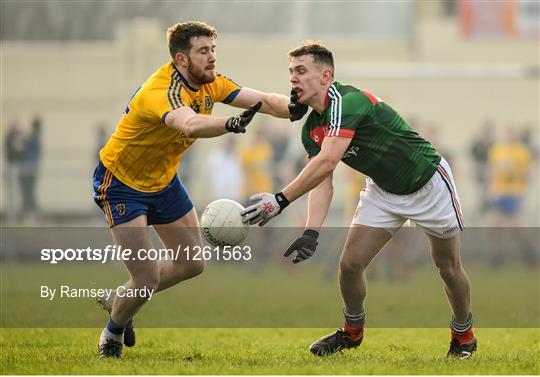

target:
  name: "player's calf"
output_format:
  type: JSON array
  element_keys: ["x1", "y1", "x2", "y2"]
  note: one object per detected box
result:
[
  {"x1": 96, "y1": 291, "x2": 114, "y2": 313},
  {"x1": 182, "y1": 259, "x2": 205, "y2": 279}
]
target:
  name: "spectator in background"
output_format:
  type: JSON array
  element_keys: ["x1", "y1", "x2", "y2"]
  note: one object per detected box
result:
[
  {"x1": 280, "y1": 135, "x2": 307, "y2": 190},
  {"x1": 268, "y1": 129, "x2": 289, "y2": 188},
  {"x1": 488, "y1": 127, "x2": 531, "y2": 223},
  {"x1": 470, "y1": 120, "x2": 495, "y2": 216},
  {"x1": 423, "y1": 124, "x2": 455, "y2": 169},
  {"x1": 19, "y1": 115, "x2": 42, "y2": 223},
  {"x1": 206, "y1": 138, "x2": 244, "y2": 202},
  {"x1": 487, "y1": 127, "x2": 536, "y2": 267},
  {"x1": 4, "y1": 121, "x2": 25, "y2": 223},
  {"x1": 239, "y1": 128, "x2": 275, "y2": 271},
  {"x1": 177, "y1": 137, "x2": 195, "y2": 189},
  {"x1": 520, "y1": 126, "x2": 538, "y2": 161},
  {"x1": 91, "y1": 123, "x2": 111, "y2": 221},
  {"x1": 95, "y1": 123, "x2": 109, "y2": 162},
  {"x1": 279, "y1": 135, "x2": 309, "y2": 228},
  {"x1": 240, "y1": 127, "x2": 273, "y2": 201}
]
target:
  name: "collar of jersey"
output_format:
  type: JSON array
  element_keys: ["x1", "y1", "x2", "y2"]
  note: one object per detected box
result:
[
  {"x1": 323, "y1": 81, "x2": 339, "y2": 111},
  {"x1": 173, "y1": 65, "x2": 199, "y2": 92}
]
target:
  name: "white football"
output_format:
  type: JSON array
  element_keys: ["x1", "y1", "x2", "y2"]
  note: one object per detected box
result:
[{"x1": 200, "y1": 199, "x2": 249, "y2": 247}]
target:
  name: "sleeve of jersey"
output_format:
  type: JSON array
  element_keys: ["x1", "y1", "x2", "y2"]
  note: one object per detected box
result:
[
  {"x1": 326, "y1": 92, "x2": 369, "y2": 138},
  {"x1": 301, "y1": 125, "x2": 320, "y2": 158},
  {"x1": 215, "y1": 74, "x2": 242, "y2": 104},
  {"x1": 144, "y1": 78, "x2": 185, "y2": 123}
]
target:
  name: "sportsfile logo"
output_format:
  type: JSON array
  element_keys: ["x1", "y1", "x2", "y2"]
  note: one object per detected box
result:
[
  {"x1": 40, "y1": 244, "x2": 252, "y2": 263},
  {"x1": 40, "y1": 245, "x2": 181, "y2": 264}
]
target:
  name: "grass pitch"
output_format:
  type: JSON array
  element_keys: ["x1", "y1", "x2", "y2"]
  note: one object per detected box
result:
[
  {"x1": 2, "y1": 262, "x2": 538, "y2": 328},
  {"x1": 1, "y1": 328, "x2": 539, "y2": 374},
  {"x1": 1, "y1": 254, "x2": 538, "y2": 374}
]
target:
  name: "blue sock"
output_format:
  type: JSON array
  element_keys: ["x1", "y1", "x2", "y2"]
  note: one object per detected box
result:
[{"x1": 106, "y1": 317, "x2": 125, "y2": 335}]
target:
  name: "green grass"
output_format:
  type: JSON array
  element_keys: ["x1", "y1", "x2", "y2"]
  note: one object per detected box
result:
[
  {"x1": 1, "y1": 261, "x2": 538, "y2": 374},
  {"x1": 1, "y1": 262, "x2": 538, "y2": 328},
  {"x1": 1, "y1": 328, "x2": 539, "y2": 374}
]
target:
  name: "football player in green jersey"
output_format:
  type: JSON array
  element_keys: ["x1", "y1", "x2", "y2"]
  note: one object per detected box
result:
[{"x1": 241, "y1": 41, "x2": 476, "y2": 359}]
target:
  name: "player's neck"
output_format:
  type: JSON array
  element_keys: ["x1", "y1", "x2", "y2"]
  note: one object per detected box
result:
[
  {"x1": 175, "y1": 64, "x2": 202, "y2": 91},
  {"x1": 311, "y1": 83, "x2": 333, "y2": 114}
]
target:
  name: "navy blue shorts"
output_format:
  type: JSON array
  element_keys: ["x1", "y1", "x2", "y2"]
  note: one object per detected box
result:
[{"x1": 92, "y1": 161, "x2": 193, "y2": 227}]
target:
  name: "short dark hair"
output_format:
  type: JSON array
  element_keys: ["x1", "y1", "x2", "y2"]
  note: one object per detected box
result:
[
  {"x1": 288, "y1": 41, "x2": 334, "y2": 71},
  {"x1": 167, "y1": 21, "x2": 217, "y2": 59}
]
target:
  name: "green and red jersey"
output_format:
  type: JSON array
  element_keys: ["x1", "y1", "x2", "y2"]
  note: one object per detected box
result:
[{"x1": 301, "y1": 81, "x2": 441, "y2": 195}]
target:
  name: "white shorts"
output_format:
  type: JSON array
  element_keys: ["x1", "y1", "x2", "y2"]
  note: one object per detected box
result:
[{"x1": 351, "y1": 158, "x2": 464, "y2": 239}]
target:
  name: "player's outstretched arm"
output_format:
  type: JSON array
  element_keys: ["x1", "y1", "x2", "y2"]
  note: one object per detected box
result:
[
  {"x1": 230, "y1": 87, "x2": 290, "y2": 119},
  {"x1": 282, "y1": 136, "x2": 351, "y2": 202},
  {"x1": 282, "y1": 174, "x2": 334, "y2": 264},
  {"x1": 165, "y1": 102, "x2": 262, "y2": 138},
  {"x1": 240, "y1": 137, "x2": 348, "y2": 227},
  {"x1": 305, "y1": 173, "x2": 334, "y2": 231}
]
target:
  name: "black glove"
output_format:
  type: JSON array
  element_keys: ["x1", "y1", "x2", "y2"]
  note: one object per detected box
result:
[
  {"x1": 284, "y1": 229, "x2": 319, "y2": 264},
  {"x1": 288, "y1": 88, "x2": 308, "y2": 122},
  {"x1": 225, "y1": 101, "x2": 262, "y2": 133}
]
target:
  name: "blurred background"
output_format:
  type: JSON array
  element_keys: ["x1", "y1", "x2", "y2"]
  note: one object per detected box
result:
[
  {"x1": 1, "y1": 1, "x2": 538, "y2": 327},
  {"x1": 1, "y1": 0, "x2": 538, "y2": 228}
]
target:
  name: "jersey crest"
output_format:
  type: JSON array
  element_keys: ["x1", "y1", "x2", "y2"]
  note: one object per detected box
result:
[
  {"x1": 204, "y1": 96, "x2": 213, "y2": 110},
  {"x1": 310, "y1": 125, "x2": 327, "y2": 147}
]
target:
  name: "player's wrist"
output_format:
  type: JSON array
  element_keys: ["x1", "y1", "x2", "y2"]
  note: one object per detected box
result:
[
  {"x1": 225, "y1": 116, "x2": 242, "y2": 133},
  {"x1": 303, "y1": 229, "x2": 319, "y2": 239},
  {"x1": 275, "y1": 192, "x2": 290, "y2": 211}
]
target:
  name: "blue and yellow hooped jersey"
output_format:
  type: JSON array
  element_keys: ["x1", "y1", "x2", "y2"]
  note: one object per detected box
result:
[{"x1": 100, "y1": 62, "x2": 241, "y2": 192}]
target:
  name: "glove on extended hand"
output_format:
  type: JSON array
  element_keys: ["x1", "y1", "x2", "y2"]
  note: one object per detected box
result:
[
  {"x1": 288, "y1": 89, "x2": 308, "y2": 122},
  {"x1": 284, "y1": 229, "x2": 319, "y2": 264},
  {"x1": 225, "y1": 101, "x2": 262, "y2": 133}
]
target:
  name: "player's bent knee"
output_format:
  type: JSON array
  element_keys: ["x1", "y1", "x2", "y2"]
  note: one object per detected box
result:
[
  {"x1": 132, "y1": 275, "x2": 160, "y2": 293},
  {"x1": 437, "y1": 265, "x2": 462, "y2": 283},
  {"x1": 339, "y1": 256, "x2": 367, "y2": 276},
  {"x1": 184, "y1": 259, "x2": 205, "y2": 278},
  {"x1": 122, "y1": 280, "x2": 158, "y2": 305}
]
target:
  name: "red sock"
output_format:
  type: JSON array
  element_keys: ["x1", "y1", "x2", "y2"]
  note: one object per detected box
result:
[
  {"x1": 452, "y1": 328, "x2": 474, "y2": 344},
  {"x1": 344, "y1": 319, "x2": 364, "y2": 341}
]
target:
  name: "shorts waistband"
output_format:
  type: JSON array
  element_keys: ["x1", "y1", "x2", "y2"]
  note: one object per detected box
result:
[{"x1": 367, "y1": 157, "x2": 449, "y2": 197}]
